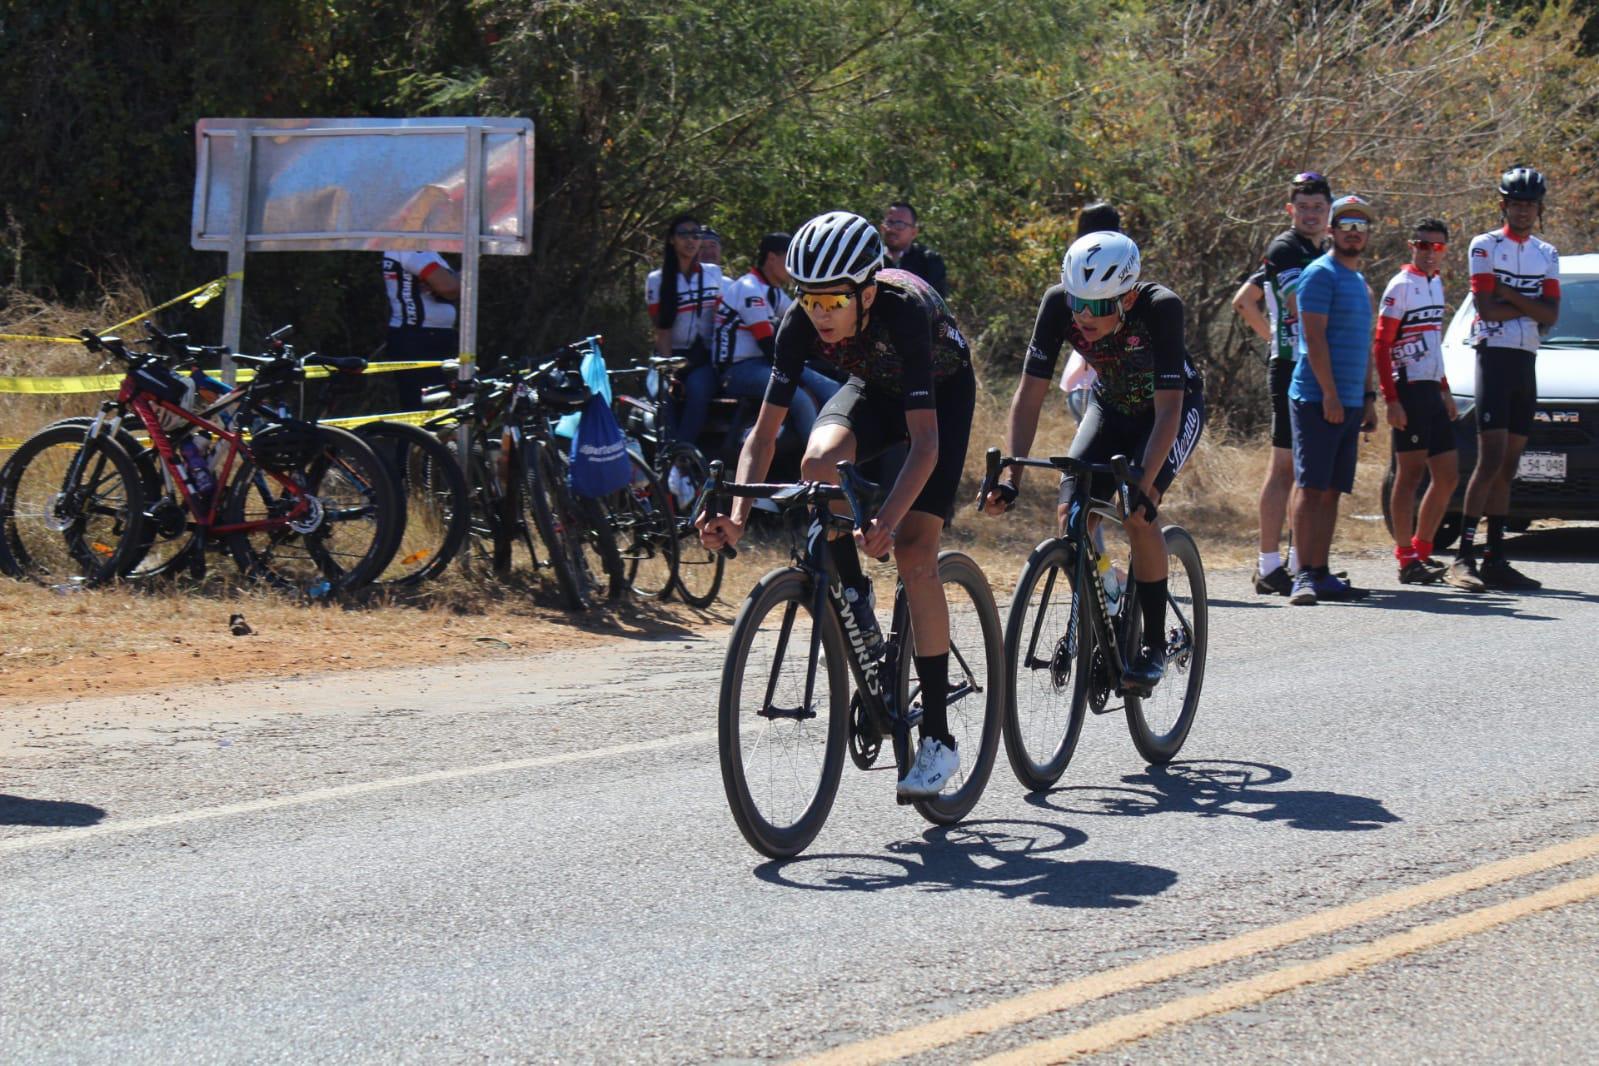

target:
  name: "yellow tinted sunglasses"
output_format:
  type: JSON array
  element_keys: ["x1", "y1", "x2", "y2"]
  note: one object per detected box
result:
[{"x1": 797, "y1": 291, "x2": 854, "y2": 313}]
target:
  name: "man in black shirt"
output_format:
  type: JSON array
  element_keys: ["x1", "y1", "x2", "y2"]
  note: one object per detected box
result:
[{"x1": 881, "y1": 201, "x2": 948, "y2": 299}]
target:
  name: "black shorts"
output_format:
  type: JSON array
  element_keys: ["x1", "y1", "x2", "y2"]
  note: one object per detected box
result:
[
  {"x1": 813, "y1": 366, "x2": 975, "y2": 524},
  {"x1": 1475, "y1": 347, "x2": 1536, "y2": 436},
  {"x1": 1269, "y1": 359, "x2": 1296, "y2": 450},
  {"x1": 1391, "y1": 379, "x2": 1456, "y2": 457},
  {"x1": 1058, "y1": 388, "x2": 1206, "y2": 507}
]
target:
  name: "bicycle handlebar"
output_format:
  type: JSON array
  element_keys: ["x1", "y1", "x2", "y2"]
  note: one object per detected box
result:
[
  {"x1": 981, "y1": 447, "x2": 1155, "y2": 522},
  {"x1": 692, "y1": 459, "x2": 884, "y2": 562}
]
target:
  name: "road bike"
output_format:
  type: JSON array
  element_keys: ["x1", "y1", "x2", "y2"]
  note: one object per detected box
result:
[
  {"x1": 698, "y1": 460, "x2": 1004, "y2": 859},
  {"x1": 981, "y1": 448, "x2": 1208, "y2": 789}
]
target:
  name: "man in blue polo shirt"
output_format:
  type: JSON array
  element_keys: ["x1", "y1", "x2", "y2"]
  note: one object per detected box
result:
[{"x1": 1288, "y1": 194, "x2": 1379, "y2": 605}]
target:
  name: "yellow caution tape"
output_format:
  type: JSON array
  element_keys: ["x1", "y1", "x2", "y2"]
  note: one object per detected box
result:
[
  {"x1": 98, "y1": 271, "x2": 245, "y2": 334},
  {"x1": 0, "y1": 360, "x2": 445, "y2": 395},
  {"x1": 0, "y1": 333, "x2": 80, "y2": 344}
]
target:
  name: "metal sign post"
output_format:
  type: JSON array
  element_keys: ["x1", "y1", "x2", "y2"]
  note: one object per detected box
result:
[{"x1": 191, "y1": 117, "x2": 535, "y2": 385}]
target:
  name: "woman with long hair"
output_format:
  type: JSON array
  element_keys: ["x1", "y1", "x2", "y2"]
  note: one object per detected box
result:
[{"x1": 645, "y1": 213, "x2": 724, "y2": 445}]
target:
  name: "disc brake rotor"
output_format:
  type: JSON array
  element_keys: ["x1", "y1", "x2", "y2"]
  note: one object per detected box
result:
[{"x1": 42, "y1": 492, "x2": 73, "y2": 532}]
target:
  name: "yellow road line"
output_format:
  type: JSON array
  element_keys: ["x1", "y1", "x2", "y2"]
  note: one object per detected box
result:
[
  {"x1": 795, "y1": 831, "x2": 1599, "y2": 1065},
  {"x1": 981, "y1": 870, "x2": 1599, "y2": 1064}
]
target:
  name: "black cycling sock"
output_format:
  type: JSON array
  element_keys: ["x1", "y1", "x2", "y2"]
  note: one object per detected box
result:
[
  {"x1": 831, "y1": 532, "x2": 866, "y2": 591},
  {"x1": 1484, "y1": 516, "x2": 1507, "y2": 560},
  {"x1": 913, "y1": 652, "x2": 953, "y2": 748},
  {"x1": 1458, "y1": 515, "x2": 1481, "y2": 559},
  {"x1": 1139, "y1": 578, "x2": 1168, "y2": 651}
]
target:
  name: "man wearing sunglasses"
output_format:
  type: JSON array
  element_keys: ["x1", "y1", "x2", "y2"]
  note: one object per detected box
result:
[
  {"x1": 1451, "y1": 164, "x2": 1560, "y2": 591},
  {"x1": 983, "y1": 230, "x2": 1205, "y2": 690},
  {"x1": 697, "y1": 210, "x2": 976, "y2": 799},
  {"x1": 1247, "y1": 171, "x2": 1332, "y2": 597},
  {"x1": 1374, "y1": 219, "x2": 1470, "y2": 588},
  {"x1": 1286, "y1": 194, "x2": 1380, "y2": 605}
]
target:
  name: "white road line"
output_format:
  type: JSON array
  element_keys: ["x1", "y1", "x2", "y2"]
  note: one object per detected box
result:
[{"x1": 0, "y1": 728, "x2": 720, "y2": 856}]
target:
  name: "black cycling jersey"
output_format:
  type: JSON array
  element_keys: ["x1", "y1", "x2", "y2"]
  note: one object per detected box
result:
[
  {"x1": 1023, "y1": 281, "x2": 1200, "y2": 416},
  {"x1": 1261, "y1": 229, "x2": 1324, "y2": 364},
  {"x1": 767, "y1": 268, "x2": 971, "y2": 412}
]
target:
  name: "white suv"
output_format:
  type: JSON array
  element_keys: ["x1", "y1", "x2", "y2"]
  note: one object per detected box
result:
[{"x1": 1383, "y1": 252, "x2": 1599, "y2": 547}]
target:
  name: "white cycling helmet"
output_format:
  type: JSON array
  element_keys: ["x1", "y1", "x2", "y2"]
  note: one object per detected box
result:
[
  {"x1": 1060, "y1": 231, "x2": 1141, "y2": 300},
  {"x1": 786, "y1": 211, "x2": 883, "y2": 287}
]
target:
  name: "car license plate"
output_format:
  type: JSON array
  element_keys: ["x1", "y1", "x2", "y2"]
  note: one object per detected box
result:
[{"x1": 1517, "y1": 451, "x2": 1567, "y2": 482}]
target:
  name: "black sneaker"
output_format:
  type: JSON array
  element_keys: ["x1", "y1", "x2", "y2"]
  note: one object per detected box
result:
[
  {"x1": 1121, "y1": 644, "x2": 1166, "y2": 690},
  {"x1": 1479, "y1": 557, "x2": 1542, "y2": 590},
  {"x1": 1398, "y1": 559, "x2": 1443, "y2": 585},
  {"x1": 1445, "y1": 557, "x2": 1487, "y2": 593},
  {"x1": 1252, "y1": 565, "x2": 1292, "y2": 596}
]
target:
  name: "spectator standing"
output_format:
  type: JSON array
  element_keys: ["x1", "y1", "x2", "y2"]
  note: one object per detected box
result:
[
  {"x1": 1449, "y1": 165, "x2": 1560, "y2": 591},
  {"x1": 646, "y1": 214, "x2": 724, "y2": 446},
  {"x1": 880, "y1": 202, "x2": 948, "y2": 298},
  {"x1": 381, "y1": 249, "x2": 459, "y2": 409},
  {"x1": 1287, "y1": 194, "x2": 1378, "y2": 606},
  {"x1": 1246, "y1": 172, "x2": 1332, "y2": 596},
  {"x1": 1375, "y1": 219, "x2": 1469, "y2": 587},
  {"x1": 714, "y1": 233, "x2": 842, "y2": 441}
]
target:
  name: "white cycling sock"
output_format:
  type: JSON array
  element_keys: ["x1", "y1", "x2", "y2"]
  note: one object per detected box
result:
[
  {"x1": 1259, "y1": 551, "x2": 1282, "y2": 574},
  {"x1": 1287, "y1": 546, "x2": 1301, "y2": 573}
]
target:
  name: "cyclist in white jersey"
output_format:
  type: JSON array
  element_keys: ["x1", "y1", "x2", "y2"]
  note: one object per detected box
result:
[
  {"x1": 1374, "y1": 219, "x2": 1468, "y2": 587},
  {"x1": 1449, "y1": 165, "x2": 1560, "y2": 591}
]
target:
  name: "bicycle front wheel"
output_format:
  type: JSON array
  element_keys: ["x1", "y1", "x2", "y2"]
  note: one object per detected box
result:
[
  {"x1": 719, "y1": 567, "x2": 849, "y2": 859},
  {"x1": 223, "y1": 424, "x2": 401, "y2": 594},
  {"x1": 1123, "y1": 525, "x2": 1208, "y2": 764},
  {"x1": 1002, "y1": 538, "x2": 1092, "y2": 792},
  {"x1": 0, "y1": 423, "x2": 146, "y2": 585},
  {"x1": 525, "y1": 439, "x2": 621, "y2": 610},
  {"x1": 893, "y1": 550, "x2": 1006, "y2": 825}
]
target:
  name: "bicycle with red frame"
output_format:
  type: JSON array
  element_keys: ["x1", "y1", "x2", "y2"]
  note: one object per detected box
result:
[{"x1": 0, "y1": 328, "x2": 401, "y2": 594}]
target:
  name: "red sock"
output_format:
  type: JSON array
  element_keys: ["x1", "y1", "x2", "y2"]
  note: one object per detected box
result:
[
  {"x1": 1395, "y1": 543, "x2": 1418, "y2": 565},
  {"x1": 1411, "y1": 536, "x2": 1433, "y2": 562}
]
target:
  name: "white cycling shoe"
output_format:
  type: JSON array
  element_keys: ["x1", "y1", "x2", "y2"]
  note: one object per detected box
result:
[{"x1": 897, "y1": 737, "x2": 959, "y2": 799}]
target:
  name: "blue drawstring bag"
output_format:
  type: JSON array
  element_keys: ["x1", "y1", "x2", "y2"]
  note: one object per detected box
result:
[{"x1": 566, "y1": 345, "x2": 631, "y2": 498}]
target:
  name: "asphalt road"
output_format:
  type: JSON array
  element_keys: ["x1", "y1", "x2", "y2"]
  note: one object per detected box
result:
[{"x1": 4, "y1": 528, "x2": 1598, "y2": 1064}]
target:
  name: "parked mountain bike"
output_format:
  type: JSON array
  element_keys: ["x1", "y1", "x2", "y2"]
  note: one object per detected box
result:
[
  {"x1": 697, "y1": 459, "x2": 1004, "y2": 859},
  {"x1": 980, "y1": 448, "x2": 1208, "y2": 790},
  {"x1": 0, "y1": 329, "x2": 401, "y2": 594},
  {"x1": 418, "y1": 343, "x2": 623, "y2": 609},
  {"x1": 612, "y1": 354, "x2": 723, "y2": 607}
]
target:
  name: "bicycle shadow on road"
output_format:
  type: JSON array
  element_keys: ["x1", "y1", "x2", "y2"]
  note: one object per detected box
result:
[
  {"x1": 1028, "y1": 759, "x2": 1399, "y2": 833},
  {"x1": 754, "y1": 819, "x2": 1178, "y2": 908},
  {"x1": 0, "y1": 794, "x2": 105, "y2": 827}
]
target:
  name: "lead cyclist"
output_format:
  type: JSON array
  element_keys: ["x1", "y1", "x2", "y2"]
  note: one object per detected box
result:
[{"x1": 697, "y1": 210, "x2": 978, "y2": 798}]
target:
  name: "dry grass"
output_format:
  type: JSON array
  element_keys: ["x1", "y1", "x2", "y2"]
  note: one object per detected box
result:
[{"x1": 4, "y1": 292, "x2": 1400, "y2": 700}]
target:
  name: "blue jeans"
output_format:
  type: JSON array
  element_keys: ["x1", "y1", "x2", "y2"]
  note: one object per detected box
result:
[
  {"x1": 670, "y1": 362, "x2": 719, "y2": 446},
  {"x1": 720, "y1": 359, "x2": 842, "y2": 441}
]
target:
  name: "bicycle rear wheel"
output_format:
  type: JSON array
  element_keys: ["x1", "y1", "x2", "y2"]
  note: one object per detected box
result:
[
  {"x1": 1123, "y1": 525, "x2": 1208, "y2": 764},
  {"x1": 666, "y1": 445, "x2": 725, "y2": 608},
  {"x1": 719, "y1": 567, "x2": 848, "y2": 859},
  {"x1": 893, "y1": 551, "x2": 1006, "y2": 824},
  {"x1": 222, "y1": 424, "x2": 401, "y2": 594},
  {"x1": 0, "y1": 423, "x2": 146, "y2": 585},
  {"x1": 525, "y1": 438, "x2": 622, "y2": 610},
  {"x1": 1002, "y1": 538, "x2": 1092, "y2": 792},
  {"x1": 356, "y1": 420, "x2": 470, "y2": 589}
]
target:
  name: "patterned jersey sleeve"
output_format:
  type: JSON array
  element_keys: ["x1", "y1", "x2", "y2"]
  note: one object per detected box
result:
[
  {"x1": 645, "y1": 269, "x2": 663, "y2": 321},
  {"x1": 765, "y1": 301, "x2": 810, "y2": 409},
  {"x1": 1022, "y1": 286, "x2": 1071, "y2": 380},
  {"x1": 1144, "y1": 287, "x2": 1190, "y2": 390},
  {"x1": 1543, "y1": 243, "x2": 1561, "y2": 298}
]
